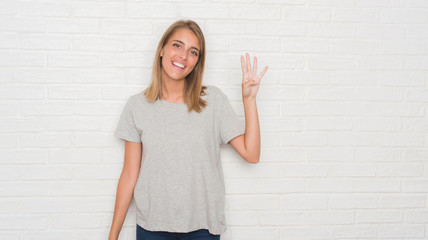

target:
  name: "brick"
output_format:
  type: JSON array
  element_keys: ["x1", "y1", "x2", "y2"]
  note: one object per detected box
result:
[
  {"x1": 228, "y1": 195, "x2": 280, "y2": 210},
  {"x1": 101, "y1": 19, "x2": 151, "y2": 34},
  {"x1": 306, "y1": 179, "x2": 353, "y2": 193},
  {"x1": 282, "y1": 38, "x2": 329, "y2": 53},
  {"x1": 127, "y1": 3, "x2": 177, "y2": 18},
  {"x1": 51, "y1": 214, "x2": 102, "y2": 228},
  {"x1": 307, "y1": 56, "x2": 355, "y2": 70},
  {"x1": 48, "y1": 19, "x2": 99, "y2": 33},
  {"x1": 19, "y1": 69, "x2": 74, "y2": 83},
  {"x1": 381, "y1": 9, "x2": 428, "y2": 24},
  {"x1": 230, "y1": 227, "x2": 279, "y2": 240},
  {"x1": 0, "y1": 51, "x2": 45, "y2": 67},
  {"x1": 280, "y1": 163, "x2": 328, "y2": 177},
  {"x1": 0, "y1": 181, "x2": 48, "y2": 197},
  {"x1": 330, "y1": 163, "x2": 377, "y2": 177},
  {"x1": 380, "y1": 71, "x2": 426, "y2": 87},
  {"x1": 379, "y1": 133, "x2": 424, "y2": 147},
  {"x1": 0, "y1": 117, "x2": 44, "y2": 132},
  {"x1": 21, "y1": 133, "x2": 72, "y2": 148},
  {"x1": 353, "y1": 179, "x2": 401, "y2": 192},
  {"x1": 73, "y1": 37, "x2": 124, "y2": 51},
  {"x1": 0, "y1": 0, "x2": 17, "y2": 15},
  {"x1": 403, "y1": 179, "x2": 428, "y2": 192},
  {"x1": 73, "y1": 166, "x2": 121, "y2": 180},
  {"x1": 282, "y1": 227, "x2": 330, "y2": 240},
  {"x1": 0, "y1": 17, "x2": 45, "y2": 32},
  {"x1": 281, "y1": 132, "x2": 327, "y2": 146},
  {"x1": 379, "y1": 225, "x2": 425, "y2": 238},
  {"x1": 0, "y1": 216, "x2": 49, "y2": 229},
  {"x1": 258, "y1": 179, "x2": 305, "y2": 193},
  {"x1": 308, "y1": 211, "x2": 354, "y2": 225},
  {"x1": 283, "y1": 7, "x2": 331, "y2": 22},
  {"x1": 73, "y1": 2, "x2": 124, "y2": 18},
  {"x1": 380, "y1": 194, "x2": 426, "y2": 208},
  {"x1": 231, "y1": 37, "x2": 280, "y2": 52},
  {"x1": 333, "y1": 225, "x2": 377, "y2": 238},
  {"x1": 225, "y1": 178, "x2": 258, "y2": 194},
  {"x1": 20, "y1": 101, "x2": 73, "y2": 116},
  {"x1": 281, "y1": 102, "x2": 329, "y2": 116},
  {"x1": 48, "y1": 53, "x2": 99, "y2": 68},
  {"x1": 329, "y1": 194, "x2": 378, "y2": 209},
  {"x1": 355, "y1": 117, "x2": 400, "y2": 131},
  {"x1": 20, "y1": 1, "x2": 70, "y2": 17},
  {"x1": 259, "y1": 211, "x2": 305, "y2": 226},
  {"x1": 180, "y1": 6, "x2": 228, "y2": 19},
  {"x1": 307, "y1": 86, "x2": 354, "y2": 100},
  {"x1": 257, "y1": 22, "x2": 306, "y2": 36},
  {"x1": 309, "y1": 23, "x2": 356, "y2": 38},
  {"x1": 328, "y1": 132, "x2": 376, "y2": 146},
  {"x1": 308, "y1": 146, "x2": 355, "y2": 162},
  {"x1": 331, "y1": 39, "x2": 379, "y2": 54},
  {"x1": 306, "y1": 117, "x2": 353, "y2": 131},
  {"x1": 22, "y1": 197, "x2": 73, "y2": 213},
  {"x1": 281, "y1": 194, "x2": 328, "y2": 210},
  {"x1": 0, "y1": 149, "x2": 46, "y2": 164},
  {"x1": 260, "y1": 118, "x2": 302, "y2": 131},
  {"x1": 356, "y1": 210, "x2": 402, "y2": 223},
  {"x1": 48, "y1": 85, "x2": 99, "y2": 100},
  {"x1": 0, "y1": 85, "x2": 45, "y2": 99},
  {"x1": 225, "y1": 212, "x2": 258, "y2": 226},
  {"x1": 229, "y1": 7, "x2": 280, "y2": 20},
  {"x1": 358, "y1": 24, "x2": 405, "y2": 39},
  {"x1": 332, "y1": 7, "x2": 378, "y2": 23},
  {"x1": 49, "y1": 148, "x2": 101, "y2": 164},
  {"x1": 0, "y1": 33, "x2": 18, "y2": 48},
  {"x1": 223, "y1": 162, "x2": 279, "y2": 178}
]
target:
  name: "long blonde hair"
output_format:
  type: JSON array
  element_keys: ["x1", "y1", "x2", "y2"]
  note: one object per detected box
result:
[{"x1": 143, "y1": 19, "x2": 207, "y2": 113}]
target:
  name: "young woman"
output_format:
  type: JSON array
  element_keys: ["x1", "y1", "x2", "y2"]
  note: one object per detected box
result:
[{"x1": 108, "y1": 19, "x2": 267, "y2": 240}]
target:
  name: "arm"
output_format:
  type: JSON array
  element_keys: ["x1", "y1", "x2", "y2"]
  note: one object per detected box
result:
[
  {"x1": 108, "y1": 141, "x2": 142, "y2": 240},
  {"x1": 229, "y1": 53, "x2": 267, "y2": 164}
]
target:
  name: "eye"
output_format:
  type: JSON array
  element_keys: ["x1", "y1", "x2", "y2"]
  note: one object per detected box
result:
[
  {"x1": 173, "y1": 43, "x2": 181, "y2": 48},
  {"x1": 191, "y1": 51, "x2": 198, "y2": 56}
]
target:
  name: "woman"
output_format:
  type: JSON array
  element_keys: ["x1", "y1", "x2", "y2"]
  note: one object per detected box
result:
[{"x1": 108, "y1": 19, "x2": 267, "y2": 240}]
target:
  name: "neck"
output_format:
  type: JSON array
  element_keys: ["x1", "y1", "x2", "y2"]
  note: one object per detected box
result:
[{"x1": 161, "y1": 73, "x2": 185, "y2": 101}]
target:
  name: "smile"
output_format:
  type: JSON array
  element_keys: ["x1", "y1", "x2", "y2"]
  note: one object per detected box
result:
[{"x1": 172, "y1": 61, "x2": 186, "y2": 70}]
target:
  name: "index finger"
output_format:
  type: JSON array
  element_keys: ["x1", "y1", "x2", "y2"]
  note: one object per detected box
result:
[{"x1": 240, "y1": 55, "x2": 246, "y2": 74}]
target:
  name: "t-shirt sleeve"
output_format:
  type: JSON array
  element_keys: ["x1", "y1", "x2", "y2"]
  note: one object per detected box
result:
[
  {"x1": 217, "y1": 89, "x2": 246, "y2": 145},
  {"x1": 114, "y1": 97, "x2": 142, "y2": 143}
]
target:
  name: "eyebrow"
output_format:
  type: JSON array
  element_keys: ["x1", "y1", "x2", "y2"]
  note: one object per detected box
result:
[{"x1": 172, "y1": 40, "x2": 200, "y2": 52}]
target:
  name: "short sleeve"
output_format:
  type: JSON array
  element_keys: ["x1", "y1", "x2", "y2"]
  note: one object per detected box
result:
[
  {"x1": 217, "y1": 89, "x2": 246, "y2": 145},
  {"x1": 114, "y1": 97, "x2": 142, "y2": 143}
]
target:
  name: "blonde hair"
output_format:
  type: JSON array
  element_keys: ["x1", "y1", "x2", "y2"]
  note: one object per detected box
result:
[{"x1": 143, "y1": 19, "x2": 207, "y2": 113}]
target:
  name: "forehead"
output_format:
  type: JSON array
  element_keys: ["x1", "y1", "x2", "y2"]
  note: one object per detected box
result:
[{"x1": 168, "y1": 28, "x2": 200, "y2": 49}]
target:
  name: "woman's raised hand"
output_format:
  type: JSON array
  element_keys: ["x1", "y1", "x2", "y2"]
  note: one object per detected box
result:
[{"x1": 240, "y1": 53, "x2": 268, "y2": 100}]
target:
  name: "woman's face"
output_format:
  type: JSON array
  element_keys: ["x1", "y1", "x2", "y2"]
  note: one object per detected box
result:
[{"x1": 160, "y1": 28, "x2": 201, "y2": 82}]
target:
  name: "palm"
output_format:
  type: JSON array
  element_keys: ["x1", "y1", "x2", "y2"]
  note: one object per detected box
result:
[{"x1": 241, "y1": 53, "x2": 268, "y2": 99}]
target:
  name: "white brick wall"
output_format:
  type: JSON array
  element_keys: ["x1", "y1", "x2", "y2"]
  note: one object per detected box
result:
[{"x1": 1, "y1": 0, "x2": 427, "y2": 240}]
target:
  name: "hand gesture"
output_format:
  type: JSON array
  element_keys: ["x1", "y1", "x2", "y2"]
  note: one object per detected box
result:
[{"x1": 240, "y1": 53, "x2": 268, "y2": 100}]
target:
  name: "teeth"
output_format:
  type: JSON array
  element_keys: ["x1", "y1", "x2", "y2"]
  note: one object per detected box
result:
[{"x1": 172, "y1": 62, "x2": 185, "y2": 69}]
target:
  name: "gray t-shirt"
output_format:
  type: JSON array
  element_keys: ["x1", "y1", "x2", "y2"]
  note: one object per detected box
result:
[{"x1": 114, "y1": 85, "x2": 245, "y2": 235}]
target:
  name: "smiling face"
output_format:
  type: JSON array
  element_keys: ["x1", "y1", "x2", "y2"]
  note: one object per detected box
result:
[{"x1": 160, "y1": 28, "x2": 201, "y2": 83}]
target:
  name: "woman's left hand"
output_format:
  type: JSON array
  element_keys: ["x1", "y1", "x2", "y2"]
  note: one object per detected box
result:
[{"x1": 240, "y1": 53, "x2": 268, "y2": 100}]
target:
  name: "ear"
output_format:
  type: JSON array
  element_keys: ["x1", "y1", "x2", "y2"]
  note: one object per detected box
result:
[{"x1": 160, "y1": 48, "x2": 164, "y2": 57}]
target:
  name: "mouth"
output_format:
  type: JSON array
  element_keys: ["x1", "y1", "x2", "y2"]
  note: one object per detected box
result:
[{"x1": 172, "y1": 61, "x2": 186, "y2": 70}]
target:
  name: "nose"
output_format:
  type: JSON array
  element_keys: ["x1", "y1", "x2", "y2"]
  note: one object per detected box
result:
[{"x1": 178, "y1": 49, "x2": 187, "y2": 60}]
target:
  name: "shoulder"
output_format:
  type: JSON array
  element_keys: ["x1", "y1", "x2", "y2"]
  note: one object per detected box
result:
[{"x1": 204, "y1": 85, "x2": 225, "y2": 99}]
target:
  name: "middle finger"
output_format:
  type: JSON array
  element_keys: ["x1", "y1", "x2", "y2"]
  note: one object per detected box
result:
[{"x1": 246, "y1": 53, "x2": 251, "y2": 72}]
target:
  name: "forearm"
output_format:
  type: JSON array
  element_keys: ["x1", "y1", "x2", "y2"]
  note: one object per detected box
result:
[
  {"x1": 243, "y1": 97, "x2": 260, "y2": 163},
  {"x1": 108, "y1": 174, "x2": 137, "y2": 240}
]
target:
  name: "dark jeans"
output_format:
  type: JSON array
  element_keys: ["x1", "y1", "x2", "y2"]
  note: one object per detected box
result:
[{"x1": 136, "y1": 224, "x2": 221, "y2": 240}]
